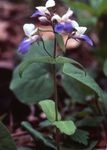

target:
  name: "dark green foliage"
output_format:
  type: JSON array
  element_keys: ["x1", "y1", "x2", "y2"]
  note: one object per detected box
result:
[
  {"x1": 0, "y1": 122, "x2": 17, "y2": 150},
  {"x1": 71, "y1": 129, "x2": 89, "y2": 145},
  {"x1": 21, "y1": 121, "x2": 56, "y2": 149},
  {"x1": 77, "y1": 116, "x2": 104, "y2": 127},
  {"x1": 63, "y1": 63, "x2": 106, "y2": 102}
]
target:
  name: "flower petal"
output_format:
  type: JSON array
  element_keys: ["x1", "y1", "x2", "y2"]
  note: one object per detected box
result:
[
  {"x1": 38, "y1": 16, "x2": 48, "y2": 22},
  {"x1": 75, "y1": 27, "x2": 87, "y2": 36},
  {"x1": 55, "y1": 22, "x2": 73, "y2": 33},
  {"x1": 62, "y1": 8, "x2": 73, "y2": 21},
  {"x1": 51, "y1": 14, "x2": 61, "y2": 22},
  {"x1": 31, "y1": 10, "x2": 45, "y2": 18},
  {"x1": 18, "y1": 38, "x2": 32, "y2": 54},
  {"x1": 70, "y1": 20, "x2": 79, "y2": 28},
  {"x1": 31, "y1": 35, "x2": 40, "y2": 42},
  {"x1": 45, "y1": 0, "x2": 55, "y2": 8},
  {"x1": 54, "y1": 23, "x2": 65, "y2": 33},
  {"x1": 36, "y1": 6, "x2": 50, "y2": 14},
  {"x1": 78, "y1": 34, "x2": 93, "y2": 46},
  {"x1": 23, "y1": 23, "x2": 36, "y2": 37},
  {"x1": 63, "y1": 22, "x2": 73, "y2": 32}
]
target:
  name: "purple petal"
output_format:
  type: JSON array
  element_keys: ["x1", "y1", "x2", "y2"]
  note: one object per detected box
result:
[
  {"x1": 54, "y1": 22, "x2": 73, "y2": 33},
  {"x1": 18, "y1": 38, "x2": 32, "y2": 54},
  {"x1": 78, "y1": 34, "x2": 93, "y2": 46},
  {"x1": 63, "y1": 22, "x2": 73, "y2": 33},
  {"x1": 31, "y1": 10, "x2": 44, "y2": 18},
  {"x1": 54, "y1": 23, "x2": 65, "y2": 33}
]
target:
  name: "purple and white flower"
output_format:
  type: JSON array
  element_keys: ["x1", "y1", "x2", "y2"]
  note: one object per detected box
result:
[
  {"x1": 31, "y1": 0, "x2": 55, "y2": 18},
  {"x1": 51, "y1": 8, "x2": 73, "y2": 23},
  {"x1": 18, "y1": 23, "x2": 40, "y2": 54},
  {"x1": 55, "y1": 20, "x2": 93, "y2": 46},
  {"x1": 70, "y1": 20, "x2": 93, "y2": 46}
]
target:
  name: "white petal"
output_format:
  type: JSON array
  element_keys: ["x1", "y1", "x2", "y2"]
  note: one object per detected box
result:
[
  {"x1": 70, "y1": 20, "x2": 79, "y2": 28},
  {"x1": 36, "y1": 6, "x2": 50, "y2": 14},
  {"x1": 45, "y1": 0, "x2": 55, "y2": 8},
  {"x1": 31, "y1": 35, "x2": 40, "y2": 42},
  {"x1": 31, "y1": 28, "x2": 38, "y2": 36},
  {"x1": 74, "y1": 27, "x2": 87, "y2": 37},
  {"x1": 62, "y1": 8, "x2": 73, "y2": 21},
  {"x1": 51, "y1": 14, "x2": 61, "y2": 22},
  {"x1": 38, "y1": 16, "x2": 48, "y2": 22},
  {"x1": 23, "y1": 23, "x2": 36, "y2": 37},
  {"x1": 76, "y1": 27, "x2": 87, "y2": 34}
]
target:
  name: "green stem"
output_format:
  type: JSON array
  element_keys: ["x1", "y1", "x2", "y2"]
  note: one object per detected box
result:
[
  {"x1": 53, "y1": 64, "x2": 58, "y2": 121},
  {"x1": 53, "y1": 34, "x2": 58, "y2": 121},
  {"x1": 53, "y1": 32, "x2": 60, "y2": 150}
]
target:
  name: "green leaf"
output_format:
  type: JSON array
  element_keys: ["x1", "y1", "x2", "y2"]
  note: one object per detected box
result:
[
  {"x1": 103, "y1": 58, "x2": 107, "y2": 76},
  {"x1": 63, "y1": 63, "x2": 106, "y2": 102},
  {"x1": 77, "y1": 117, "x2": 104, "y2": 127},
  {"x1": 84, "y1": 141, "x2": 97, "y2": 150},
  {"x1": 21, "y1": 121, "x2": 55, "y2": 149},
  {"x1": 19, "y1": 56, "x2": 84, "y2": 77},
  {"x1": 75, "y1": 107, "x2": 93, "y2": 118},
  {"x1": 17, "y1": 40, "x2": 84, "y2": 78},
  {"x1": 39, "y1": 100, "x2": 61, "y2": 122},
  {"x1": 10, "y1": 40, "x2": 56, "y2": 104},
  {"x1": 10, "y1": 63, "x2": 54, "y2": 104},
  {"x1": 55, "y1": 57, "x2": 84, "y2": 69},
  {"x1": 24, "y1": 39, "x2": 54, "y2": 59},
  {"x1": 55, "y1": 33, "x2": 65, "y2": 52},
  {"x1": 39, "y1": 120, "x2": 52, "y2": 128},
  {"x1": 62, "y1": 75, "x2": 86, "y2": 103},
  {"x1": 71, "y1": 129, "x2": 89, "y2": 145},
  {"x1": 53, "y1": 120, "x2": 76, "y2": 135},
  {"x1": 62, "y1": 0, "x2": 94, "y2": 14},
  {"x1": 0, "y1": 122, "x2": 17, "y2": 150}
]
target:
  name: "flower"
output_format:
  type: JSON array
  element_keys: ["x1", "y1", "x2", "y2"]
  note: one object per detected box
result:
[
  {"x1": 31, "y1": 0, "x2": 55, "y2": 18},
  {"x1": 52, "y1": 9, "x2": 74, "y2": 33},
  {"x1": 18, "y1": 23, "x2": 40, "y2": 54},
  {"x1": 55, "y1": 20, "x2": 93, "y2": 46},
  {"x1": 70, "y1": 21, "x2": 93, "y2": 46},
  {"x1": 51, "y1": 8, "x2": 73, "y2": 22}
]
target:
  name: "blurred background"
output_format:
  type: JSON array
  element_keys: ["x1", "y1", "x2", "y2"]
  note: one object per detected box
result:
[{"x1": 0, "y1": 0, "x2": 107, "y2": 149}]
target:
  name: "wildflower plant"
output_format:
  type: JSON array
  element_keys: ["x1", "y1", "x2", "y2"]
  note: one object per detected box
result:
[{"x1": 10, "y1": 0, "x2": 107, "y2": 149}]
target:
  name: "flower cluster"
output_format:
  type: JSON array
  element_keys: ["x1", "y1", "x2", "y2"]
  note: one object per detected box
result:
[{"x1": 18, "y1": 0, "x2": 93, "y2": 54}]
